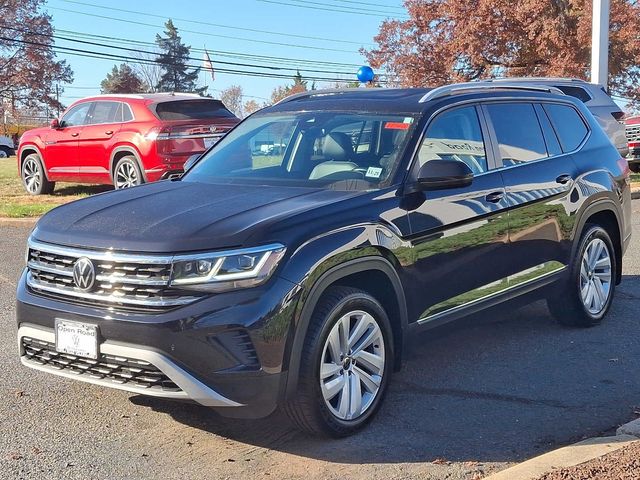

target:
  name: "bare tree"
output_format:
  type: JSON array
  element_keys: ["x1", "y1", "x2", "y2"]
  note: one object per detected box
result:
[
  {"x1": 220, "y1": 85, "x2": 244, "y2": 118},
  {"x1": 131, "y1": 52, "x2": 162, "y2": 93}
]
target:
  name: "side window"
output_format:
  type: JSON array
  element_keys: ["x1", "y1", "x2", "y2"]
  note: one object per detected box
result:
[
  {"x1": 122, "y1": 103, "x2": 134, "y2": 122},
  {"x1": 534, "y1": 104, "x2": 562, "y2": 157},
  {"x1": 61, "y1": 103, "x2": 92, "y2": 127},
  {"x1": 87, "y1": 101, "x2": 120, "y2": 125},
  {"x1": 485, "y1": 103, "x2": 547, "y2": 165},
  {"x1": 250, "y1": 120, "x2": 297, "y2": 169},
  {"x1": 418, "y1": 106, "x2": 488, "y2": 174},
  {"x1": 542, "y1": 103, "x2": 589, "y2": 153}
]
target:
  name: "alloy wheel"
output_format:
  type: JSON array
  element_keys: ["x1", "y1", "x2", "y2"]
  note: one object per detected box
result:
[
  {"x1": 115, "y1": 161, "x2": 140, "y2": 189},
  {"x1": 319, "y1": 309, "x2": 385, "y2": 421},
  {"x1": 22, "y1": 157, "x2": 42, "y2": 194},
  {"x1": 579, "y1": 237, "x2": 612, "y2": 315}
]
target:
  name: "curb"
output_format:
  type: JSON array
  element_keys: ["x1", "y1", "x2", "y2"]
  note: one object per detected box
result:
[
  {"x1": 0, "y1": 217, "x2": 38, "y2": 227},
  {"x1": 484, "y1": 418, "x2": 640, "y2": 480}
]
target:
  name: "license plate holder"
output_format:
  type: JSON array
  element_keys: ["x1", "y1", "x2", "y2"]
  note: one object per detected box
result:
[
  {"x1": 55, "y1": 319, "x2": 99, "y2": 360},
  {"x1": 204, "y1": 136, "x2": 216, "y2": 149}
]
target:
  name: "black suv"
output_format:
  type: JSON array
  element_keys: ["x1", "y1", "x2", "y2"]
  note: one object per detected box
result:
[{"x1": 17, "y1": 84, "x2": 632, "y2": 437}]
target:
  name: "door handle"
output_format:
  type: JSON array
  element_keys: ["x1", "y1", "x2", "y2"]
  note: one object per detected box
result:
[
  {"x1": 556, "y1": 174, "x2": 572, "y2": 185},
  {"x1": 485, "y1": 191, "x2": 505, "y2": 203},
  {"x1": 70, "y1": 132, "x2": 79, "y2": 137},
  {"x1": 105, "y1": 130, "x2": 113, "y2": 135}
]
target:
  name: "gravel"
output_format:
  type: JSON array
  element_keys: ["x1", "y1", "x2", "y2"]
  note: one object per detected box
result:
[{"x1": 537, "y1": 441, "x2": 640, "y2": 480}]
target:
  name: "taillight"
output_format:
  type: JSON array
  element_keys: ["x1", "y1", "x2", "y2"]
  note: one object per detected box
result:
[{"x1": 144, "y1": 126, "x2": 169, "y2": 141}]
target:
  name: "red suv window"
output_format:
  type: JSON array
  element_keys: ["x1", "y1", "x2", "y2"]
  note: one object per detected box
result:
[{"x1": 154, "y1": 100, "x2": 235, "y2": 120}]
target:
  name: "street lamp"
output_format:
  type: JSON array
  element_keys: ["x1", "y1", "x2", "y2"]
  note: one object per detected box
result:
[{"x1": 591, "y1": 0, "x2": 610, "y2": 89}]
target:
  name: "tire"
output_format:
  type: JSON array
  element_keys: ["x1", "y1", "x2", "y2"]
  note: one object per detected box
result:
[
  {"x1": 284, "y1": 286, "x2": 394, "y2": 437},
  {"x1": 0, "y1": 147, "x2": 9, "y2": 158},
  {"x1": 629, "y1": 163, "x2": 640, "y2": 174},
  {"x1": 113, "y1": 156, "x2": 144, "y2": 189},
  {"x1": 547, "y1": 224, "x2": 616, "y2": 327},
  {"x1": 21, "y1": 153, "x2": 55, "y2": 195}
]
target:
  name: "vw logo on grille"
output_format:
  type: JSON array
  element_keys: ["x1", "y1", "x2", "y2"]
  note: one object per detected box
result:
[
  {"x1": 209, "y1": 126, "x2": 218, "y2": 133},
  {"x1": 72, "y1": 257, "x2": 95, "y2": 291}
]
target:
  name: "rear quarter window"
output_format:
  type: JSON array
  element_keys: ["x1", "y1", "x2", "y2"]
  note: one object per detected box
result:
[
  {"x1": 554, "y1": 86, "x2": 592, "y2": 103},
  {"x1": 542, "y1": 104, "x2": 589, "y2": 152},
  {"x1": 154, "y1": 99, "x2": 236, "y2": 120}
]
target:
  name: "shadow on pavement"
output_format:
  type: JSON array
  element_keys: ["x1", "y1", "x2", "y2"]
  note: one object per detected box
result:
[{"x1": 131, "y1": 275, "x2": 640, "y2": 464}]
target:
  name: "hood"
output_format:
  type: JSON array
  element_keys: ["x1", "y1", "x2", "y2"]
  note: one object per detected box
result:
[{"x1": 33, "y1": 180, "x2": 356, "y2": 253}]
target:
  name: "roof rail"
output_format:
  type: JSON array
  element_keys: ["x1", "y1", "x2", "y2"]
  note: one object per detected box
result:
[
  {"x1": 419, "y1": 82, "x2": 564, "y2": 103},
  {"x1": 275, "y1": 88, "x2": 363, "y2": 105}
]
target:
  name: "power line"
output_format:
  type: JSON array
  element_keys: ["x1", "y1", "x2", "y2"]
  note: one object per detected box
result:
[
  {"x1": 57, "y1": 29, "x2": 365, "y2": 69},
  {"x1": 257, "y1": 0, "x2": 407, "y2": 17},
  {"x1": 46, "y1": 6, "x2": 361, "y2": 54},
  {"x1": 59, "y1": 0, "x2": 377, "y2": 47},
  {"x1": 288, "y1": 0, "x2": 406, "y2": 15},
  {"x1": 1, "y1": 34, "x2": 383, "y2": 84},
  {"x1": 0, "y1": 24, "x2": 385, "y2": 78},
  {"x1": 333, "y1": 0, "x2": 405, "y2": 9}
]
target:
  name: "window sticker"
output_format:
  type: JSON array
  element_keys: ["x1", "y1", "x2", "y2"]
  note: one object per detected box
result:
[
  {"x1": 384, "y1": 122, "x2": 410, "y2": 130},
  {"x1": 366, "y1": 166, "x2": 383, "y2": 178}
]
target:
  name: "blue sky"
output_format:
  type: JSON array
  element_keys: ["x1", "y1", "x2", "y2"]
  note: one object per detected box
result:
[{"x1": 46, "y1": 0, "x2": 407, "y2": 107}]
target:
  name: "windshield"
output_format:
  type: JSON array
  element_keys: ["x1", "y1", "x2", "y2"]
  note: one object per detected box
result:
[{"x1": 184, "y1": 111, "x2": 417, "y2": 190}]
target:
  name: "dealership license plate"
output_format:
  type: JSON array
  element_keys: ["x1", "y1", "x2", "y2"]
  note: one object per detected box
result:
[
  {"x1": 55, "y1": 320, "x2": 98, "y2": 359},
  {"x1": 204, "y1": 136, "x2": 216, "y2": 148}
]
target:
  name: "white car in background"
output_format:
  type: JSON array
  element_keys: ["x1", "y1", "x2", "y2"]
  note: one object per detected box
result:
[{"x1": 0, "y1": 135, "x2": 15, "y2": 158}]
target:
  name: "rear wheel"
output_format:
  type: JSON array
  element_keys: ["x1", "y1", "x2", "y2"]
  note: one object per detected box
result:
[
  {"x1": 0, "y1": 147, "x2": 10, "y2": 158},
  {"x1": 114, "y1": 156, "x2": 144, "y2": 189},
  {"x1": 629, "y1": 163, "x2": 640, "y2": 174},
  {"x1": 284, "y1": 286, "x2": 393, "y2": 437},
  {"x1": 547, "y1": 225, "x2": 616, "y2": 327},
  {"x1": 21, "y1": 154, "x2": 55, "y2": 195}
]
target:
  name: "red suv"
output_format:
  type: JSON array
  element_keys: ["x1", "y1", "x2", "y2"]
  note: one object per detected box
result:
[{"x1": 17, "y1": 93, "x2": 239, "y2": 194}]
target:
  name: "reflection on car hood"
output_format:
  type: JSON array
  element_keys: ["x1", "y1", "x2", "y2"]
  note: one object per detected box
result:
[{"x1": 33, "y1": 180, "x2": 355, "y2": 253}]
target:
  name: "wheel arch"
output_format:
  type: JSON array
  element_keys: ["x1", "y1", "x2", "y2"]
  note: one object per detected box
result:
[
  {"x1": 109, "y1": 146, "x2": 147, "y2": 183},
  {"x1": 573, "y1": 199, "x2": 623, "y2": 284},
  {"x1": 283, "y1": 255, "x2": 408, "y2": 400},
  {"x1": 19, "y1": 145, "x2": 51, "y2": 181}
]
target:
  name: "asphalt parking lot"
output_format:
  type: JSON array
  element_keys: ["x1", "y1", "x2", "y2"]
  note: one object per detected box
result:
[{"x1": 1, "y1": 200, "x2": 639, "y2": 480}]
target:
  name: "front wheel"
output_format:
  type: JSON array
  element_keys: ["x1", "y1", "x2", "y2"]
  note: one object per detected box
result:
[
  {"x1": 113, "y1": 156, "x2": 144, "y2": 189},
  {"x1": 547, "y1": 225, "x2": 616, "y2": 327},
  {"x1": 284, "y1": 286, "x2": 393, "y2": 437},
  {"x1": 21, "y1": 154, "x2": 55, "y2": 195}
]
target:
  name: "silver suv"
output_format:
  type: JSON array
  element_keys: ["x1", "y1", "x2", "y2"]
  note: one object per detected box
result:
[{"x1": 488, "y1": 78, "x2": 627, "y2": 156}]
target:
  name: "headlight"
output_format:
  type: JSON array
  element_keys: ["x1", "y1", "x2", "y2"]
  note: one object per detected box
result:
[{"x1": 169, "y1": 243, "x2": 286, "y2": 292}]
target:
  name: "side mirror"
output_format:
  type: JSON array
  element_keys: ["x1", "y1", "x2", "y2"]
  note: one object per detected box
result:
[
  {"x1": 182, "y1": 154, "x2": 200, "y2": 173},
  {"x1": 415, "y1": 159, "x2": 473, "y2": 191},
  {"x1": 50, "y1": 118, "x2": 61, "y2": 129}
]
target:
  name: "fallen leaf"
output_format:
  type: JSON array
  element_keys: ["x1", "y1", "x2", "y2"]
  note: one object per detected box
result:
[
  {"x1": 432, "y1": 457, "x2": 450, "y2": 465},
  {"x1": 14, "y1": 390, "x2": 26, "y2": 398},
  {"x1": 8, "y1": 453, "x2": 23, "y2": 461}
]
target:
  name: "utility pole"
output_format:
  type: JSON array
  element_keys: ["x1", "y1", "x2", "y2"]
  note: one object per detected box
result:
[{"x1": 590, "y1": 0, "x2": 610, "y2": 89}]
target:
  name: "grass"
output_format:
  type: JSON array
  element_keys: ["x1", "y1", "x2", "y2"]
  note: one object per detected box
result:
[
  {"x1": 631, "y1": 172, "x2": 640, "y2": 185},
  {"x1": 0, "y1": 157, "x2": 112, "y2": 218}
]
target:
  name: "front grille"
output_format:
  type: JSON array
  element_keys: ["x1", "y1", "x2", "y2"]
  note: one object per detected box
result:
[
  {"x1": 26, "y1": 240, "x2": 200, "y2": 310},
  {"x1": 626, "y1": 124, "x2": 640, "y2": 143},
  {"x1": 22, "y1": 337, "x2": 181, "y2": 392}
]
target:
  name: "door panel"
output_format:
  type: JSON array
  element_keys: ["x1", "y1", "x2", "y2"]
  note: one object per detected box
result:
[
  {"x1": 77, "y1": 101, "x2": 122, "y2": 183},
  {"x1": 482, "y1": 102, "x2": 578, "y2": 278},
  {"x1": 44, "y1": 102, "x2": 92, "y2": 181},
  {"x1": 403, "y1": 105, "x2": 511, "y2": 323}
]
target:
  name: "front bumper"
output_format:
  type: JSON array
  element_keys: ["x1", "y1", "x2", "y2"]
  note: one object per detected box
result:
[
  {"x1": 18, "y1": 324, "x2": 241, "y2": 406},
  {"x1": 16, "y1": 270, "x2": 301, "y2": 418}
]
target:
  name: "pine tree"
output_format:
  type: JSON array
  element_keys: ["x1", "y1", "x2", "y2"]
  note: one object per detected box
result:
[
  {"x1": 100, "y1": 64, "x2": 145, "y2": 94},
  {"x1": 155, "y1": 20, "x2": 206, "y2": 94}
]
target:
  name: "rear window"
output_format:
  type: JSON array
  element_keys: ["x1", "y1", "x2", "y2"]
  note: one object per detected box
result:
[
  {"x1": 555, "y1": 86, "x2": 592, "y2": 103},
  {"x1": 542, "y1": 104, "x2": 589, "y2": 152},
  {"x1": 154, "y1": 99, "x2": 236, "y2": 120}
]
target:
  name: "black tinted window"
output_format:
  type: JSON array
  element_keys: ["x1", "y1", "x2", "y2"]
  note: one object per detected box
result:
[
  {"x1": 419, "y1": 106, "x2": 487, "y2": 174},
  {"x1": 534, "y1": 104, "x2": 562, "y2": 156},
  {"x1": 555, "y1": 86, "x2": 592, "y2": 103},
  {"x1": 486, "y1": 103, "x2": 547, "y2": 165},
  {"x1": 543, "y1": 104, "x2": 589, "y2": 152},
  {"x1": 154, "y1": 100, "x2": 236, "y2": 120},
  {"x1": 87, "y1": 101, "x2": 120, "y2": 124}
]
